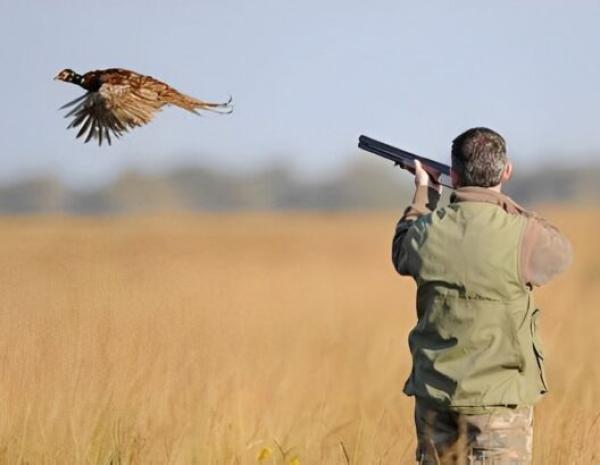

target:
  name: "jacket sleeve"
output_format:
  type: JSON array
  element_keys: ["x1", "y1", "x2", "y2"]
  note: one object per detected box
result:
[
  {"x1": 520, "y1": 214, "x2": 573, "y2": 287},
  {"x1": 392, "y1": 185, "x2": 441, "y2": 275}
]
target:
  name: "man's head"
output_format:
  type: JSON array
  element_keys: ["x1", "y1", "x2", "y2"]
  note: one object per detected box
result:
[{"x1": 451, "y1": 127, "x2": 512, "y2": 189}]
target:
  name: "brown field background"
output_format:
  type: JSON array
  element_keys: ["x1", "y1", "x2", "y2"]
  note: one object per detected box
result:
[{"x1": 1, "y1": 209, "x2": 598, "y2": 464}]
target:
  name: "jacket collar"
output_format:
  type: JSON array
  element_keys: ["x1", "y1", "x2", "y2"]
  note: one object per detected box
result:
[{"x1": 450, "y1": 186, "x2": 526, "y2": 215}]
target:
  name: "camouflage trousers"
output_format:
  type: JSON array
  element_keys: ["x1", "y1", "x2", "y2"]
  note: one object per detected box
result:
[{"x1": 414, "y1": 399, "x2": 533, "y2": 465}]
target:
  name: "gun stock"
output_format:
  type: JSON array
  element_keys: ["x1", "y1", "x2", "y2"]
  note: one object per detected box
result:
[{"x1": 358, "y1": 135, "x2": 453, "y2": 189}]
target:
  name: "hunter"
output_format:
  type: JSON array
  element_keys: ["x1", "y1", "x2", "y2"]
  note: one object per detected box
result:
[{"x1": 392, "y1": 127, "x2": 573, "y2": 464}]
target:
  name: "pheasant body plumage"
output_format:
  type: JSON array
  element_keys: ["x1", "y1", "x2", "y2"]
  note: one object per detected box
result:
[{"x1": 54, "y1": 68, "x2": 232, "y2": 146}]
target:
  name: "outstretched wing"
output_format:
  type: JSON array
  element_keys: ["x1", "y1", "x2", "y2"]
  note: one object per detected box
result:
[
  {"x1": 61, "y1": 80, "x2": 164, "y2": 146},
  {"x1": 62, "y1": 91, "x2": 126, "y2": 146}
]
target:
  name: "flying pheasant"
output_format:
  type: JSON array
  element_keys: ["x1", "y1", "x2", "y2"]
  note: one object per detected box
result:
[{"x1": 54, "y1": 68, "x2": 233, "y2": 146}]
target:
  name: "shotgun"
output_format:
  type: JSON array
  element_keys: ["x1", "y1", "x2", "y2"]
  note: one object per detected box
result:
[{"x1": 358, "y1": 135, "x2": 453, "y2": 188}]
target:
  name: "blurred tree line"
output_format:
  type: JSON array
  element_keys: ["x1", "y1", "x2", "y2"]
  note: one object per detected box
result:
[{"x1": 0, "y1": 157, "x2": 597, "y2": 214}]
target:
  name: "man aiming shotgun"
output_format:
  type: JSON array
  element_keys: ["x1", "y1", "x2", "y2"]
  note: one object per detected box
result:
[{"x1": 363, "y1": 128, "x2": 573, "y2": 464}]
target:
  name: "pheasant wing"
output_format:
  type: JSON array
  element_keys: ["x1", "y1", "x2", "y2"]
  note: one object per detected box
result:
[
  {"x1": 63, "y1": 90, "x2": 128, "y2": 146},
  {"x1": 100, "y1": 82, "x2": 163, "y2": 131},
  {"x1": 62, "y1": 80, "x2": 163, "y2": 146}
]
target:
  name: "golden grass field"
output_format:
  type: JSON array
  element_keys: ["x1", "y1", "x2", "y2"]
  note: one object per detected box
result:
[{"x1": 1, "y1": 209, "x2": 598, "y2": 464}]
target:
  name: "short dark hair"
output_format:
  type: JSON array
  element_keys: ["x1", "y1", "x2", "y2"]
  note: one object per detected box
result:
[{"x1": 451, "y1": 127, "x2": 507, "y2": 187}]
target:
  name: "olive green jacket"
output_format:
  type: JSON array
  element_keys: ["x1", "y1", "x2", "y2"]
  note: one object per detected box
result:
[{"x1": 392, "y1": 186, "x2": 572, "y2": 413}]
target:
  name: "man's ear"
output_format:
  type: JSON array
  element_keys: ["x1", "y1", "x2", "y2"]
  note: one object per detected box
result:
[
  {"x1": 501, "y1": 161, "x2": 513, "y2": 184},
  {"x1": 451, "y1": 169, "x2": 461, "y2": 188}
]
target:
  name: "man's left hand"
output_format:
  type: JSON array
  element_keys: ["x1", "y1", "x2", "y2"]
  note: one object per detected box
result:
[{"x1": 414, "y1": 160, "x2": 443, "y2": 194}]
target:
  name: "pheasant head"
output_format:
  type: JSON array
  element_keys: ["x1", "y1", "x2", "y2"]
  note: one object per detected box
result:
[{"x1": 54, "y1": 69, "x2": 83, "y2": 86}]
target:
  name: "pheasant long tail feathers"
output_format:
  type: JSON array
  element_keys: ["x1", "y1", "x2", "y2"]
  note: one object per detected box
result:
[{"x1": 170, "y1": 92, "x2": 234, "y2": 115}]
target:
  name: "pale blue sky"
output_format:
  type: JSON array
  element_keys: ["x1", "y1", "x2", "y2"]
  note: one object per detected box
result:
[{"x1": 1, "y1": 0, "x2": 600, "y2": 186}]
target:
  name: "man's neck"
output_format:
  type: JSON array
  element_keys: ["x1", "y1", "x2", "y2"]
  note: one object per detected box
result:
[{"x1": 455, "y1": 184, "x2": 503, "y2": 192}]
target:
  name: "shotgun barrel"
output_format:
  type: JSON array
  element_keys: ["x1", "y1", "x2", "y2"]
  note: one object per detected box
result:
[{"x1": 358, "y1": 135, "x2": 453, "y2": 188}]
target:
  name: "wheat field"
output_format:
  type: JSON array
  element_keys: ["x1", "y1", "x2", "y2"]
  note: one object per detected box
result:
[{"x1": 0, "y1": 209, "x2": 598, "y2": 465}]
